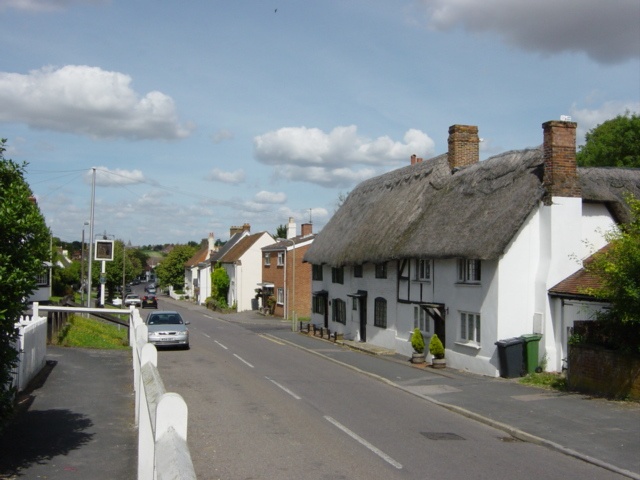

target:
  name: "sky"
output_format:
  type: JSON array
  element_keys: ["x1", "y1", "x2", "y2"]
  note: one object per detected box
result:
[{"x1": 1, "y1": 0, "x2": 639, "y2": 246}]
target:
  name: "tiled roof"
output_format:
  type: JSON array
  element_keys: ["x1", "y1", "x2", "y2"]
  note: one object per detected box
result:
[{"x1": 548, "y1": 245, "x2": 610, "y2": 299}]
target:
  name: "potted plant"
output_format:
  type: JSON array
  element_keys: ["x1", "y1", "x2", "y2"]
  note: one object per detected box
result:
[
  {"x1": 410, "y1": 328, "x2": 426, "y2": 364},
  {"x1": 429, "y1": 334, "x2": 446, "y2": 368}
]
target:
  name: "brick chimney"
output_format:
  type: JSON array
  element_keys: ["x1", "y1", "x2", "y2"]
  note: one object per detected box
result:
[
  {"x1": 229, "y1": 223, "x2": 251, "y2": 237},
  {"x1": 301, "y1": 223, "x2": 313, "y2": 237},
  {"x1": 542, "y1": 120, "x2": 580, "y2": 204},
  {"x1": 410, "y1": 154, "x2": 423, "y2": 165},
  {"x1": 448, "y1": 125, "x2": 479, "y2": 171}
]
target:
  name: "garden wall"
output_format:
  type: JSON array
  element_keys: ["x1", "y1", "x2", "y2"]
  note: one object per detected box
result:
[{"x1": 567, "y1": 344, "x2": 640, "y2": 400}]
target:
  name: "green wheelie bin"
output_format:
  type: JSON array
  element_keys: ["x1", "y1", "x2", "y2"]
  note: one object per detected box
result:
[{"x1": 521, "y1": 333, "x2": 543, "y2": 374}]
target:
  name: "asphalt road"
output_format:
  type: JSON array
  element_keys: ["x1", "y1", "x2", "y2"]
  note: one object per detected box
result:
[{"x1": 145, "y1": 296, "x2": 625, "y2": 480}]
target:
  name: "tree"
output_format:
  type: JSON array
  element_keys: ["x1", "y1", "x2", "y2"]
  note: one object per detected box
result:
[
  {"x1": 155, "y1": 244, "x2": 196, "y2": 289},
  {"x1": 576, "y1": 111, "x2": 640, "y2": 168},
  {"x1": 210, "y1": 263, "x2": 230, "y2": 308},
  {"x1": 0, "y1": 139, "x2": 50, "y2": 425},
  {"x1": 274, "y1": 224, "x2": 287, "y2": 239},
  {"x1": 582, "y1": 195, "x2": 640, "y2": 351}
]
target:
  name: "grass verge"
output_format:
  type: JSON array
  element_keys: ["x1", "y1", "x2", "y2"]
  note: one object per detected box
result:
[
  {"x1": 519, "y1": 372, "x2": 567, "y2": 391},
  {"x1": 54, "y1": 314, "x2": 129, "y2": 349}
]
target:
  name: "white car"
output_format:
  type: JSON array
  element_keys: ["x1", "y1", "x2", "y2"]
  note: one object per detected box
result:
[{"x1": 124, "y1": 294, "x2": 142, "y2": 307}]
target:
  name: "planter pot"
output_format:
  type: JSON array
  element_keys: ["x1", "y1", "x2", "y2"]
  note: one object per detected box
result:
[
  {"x1": 432, "y1": 357, "x2": 446, "y2": 369},
  {"x1": 411, "y1": 352, "x2": 426, "y2": 364}
]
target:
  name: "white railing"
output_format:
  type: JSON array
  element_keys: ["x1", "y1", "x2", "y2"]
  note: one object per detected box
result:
[
  {"x1": 131, "y1": 310, "x2": 196, "y2": 480},
  {"x1": 12, "y1": 314, "x2": 48, "y2": 392}
]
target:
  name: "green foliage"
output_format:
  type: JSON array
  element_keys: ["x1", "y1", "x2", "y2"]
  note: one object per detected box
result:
[
  {"x1": 576, "y1": 111, "x2": 640, "y2": 168},
  {"x1": 411, "y1": 328, "x2": 425, "y2": 353},
  {"x1": 0, "y1": 139, "x2": 51, "y2": 425},
  {"x1": 205, "y1": 296, "x2": 228, "y2": 311},
  {"x1": 519, "y1": 372, "x2": 567, "y2": 391},
  {"x1": 582, "y1": 195, "x2": 640, "y2": 350},
  {"x1": 55, "y1": 315, "x2": 129, "y2": 349},
  {"x1": 275, "y1": 224, "x2": 287, "y2": 239},
  {"x1": 155, "y1": 244, "x2": 196, "y2": 289},
  {"x1": 210, "y1": 263, "x2": 230, "y2": 305},
  {"x1": 88, "y1": 240, "x2": 142, "y2": 303},
  {"x1": 429, "y1": 334, "x2": 445, "y2": 359}
]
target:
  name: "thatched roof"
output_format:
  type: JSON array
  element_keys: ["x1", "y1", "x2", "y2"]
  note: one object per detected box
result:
[{"x1": 304, "y1": 148, "x2": 640, "y2": 267}]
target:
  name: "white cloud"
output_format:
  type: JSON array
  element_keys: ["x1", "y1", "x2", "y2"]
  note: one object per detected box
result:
[
  {"x1": 254, "y1": 125, "x2": 435, "y2": 187},
  {"x1": 422, "y1": 0, "x2": 640, "y2": 64},
  {"x1": 85, "y1": 166, "x2": 146, "y2": 187},
  {"x1": 211, "y1": 129, "x2": 234, "y2": 144},
  {"x1": 206, "y1": 168, "x2": 246, "y2": 184},
  {"x1": 0, "y1": 65, "x2": 193, "y2": 139},
  {"x1": 254, "y1": 190, "x2": 286, "y2": 204},
  {"x1": 570, "y1": 101, "x2": 640, "y2": 144}
]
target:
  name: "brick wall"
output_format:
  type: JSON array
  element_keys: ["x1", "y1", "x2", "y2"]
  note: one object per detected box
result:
[
  {"x1": 567, "y1": 344, "x2": 640, "y2": 400},
  {"x1": 448, "y1": 124, "x2": 479, "y2": 171},
  {"x1": 542, "y1": 120, "x2": 581, "y2": 203}
]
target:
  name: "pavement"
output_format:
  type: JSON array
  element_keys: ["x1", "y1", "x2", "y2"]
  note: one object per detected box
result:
[{"x1": 1, "y1": 299, "x2": 638, "y2": 480}]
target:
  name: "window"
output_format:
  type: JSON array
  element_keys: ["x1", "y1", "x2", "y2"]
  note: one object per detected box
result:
[
  {"x1": 375, "y1": 262, "x2": 387, "y2": 279},
  {"x1": 416, "y1": 259, "x2": 431, "y2": 281},
  {"x1": 277, "y1": 251, "x2": 285, "y2": 266},
  {"x1": 331, "y1": 267, "x2": 344, "y2": 284},
  {"x1": 264, "y1": 253, "x2": 271, "y2": 266},
  {"x1": 460, "y1": 312, "x2": 481, "y2": 344},
  {"x1": 312, "y1": 294, "x2": 325, "y2": 314},
  {"x1": 353, "y1": 265, "x2": 363, "y2": 278},
  {"x1": 374, "y1": 297, "x2": 387, "y2": 328},
  {"x1": 277, "y1": 288, "x2": 284, "y2": 305},
  {"x1": 35, "y1": 269, "x2": 49, "y2": 286},
  {"x1": 457, "y1": 259, "x2": 481, "y2": 283},
  {"x1": 333, "y1": 299, "x2": 346, "y2": 324},
  {"x1": 352, "y1": 297, "x2": 358, "y2": 310},
  {"x1": 414, "y1": 306, "x2": 429, "y2": 332},
  {"x1": 312, "y1": 264, "x2": 323, "y2": 281}
]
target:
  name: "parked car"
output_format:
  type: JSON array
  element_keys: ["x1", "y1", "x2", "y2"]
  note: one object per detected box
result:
[
  {"x1": 142, "y1": 294, "x2": 158, "y2": 309},
  {"x1": 145, "y1": 311, "x2": 189, "y2": 349},
  {"x1": 124, "y1": 294, "x2": 142, "y2": 307},
  {"x1": 147, "y1": 287, "x2": 157, "y2": 295}
]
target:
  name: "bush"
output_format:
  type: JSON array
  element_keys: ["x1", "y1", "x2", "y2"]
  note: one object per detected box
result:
[
  {"x1": 429, "y1": 334, "x2": 445, "y2": 359},
  {"x1": 411, "y1": 328, "x2": 425, "y2": 353}
]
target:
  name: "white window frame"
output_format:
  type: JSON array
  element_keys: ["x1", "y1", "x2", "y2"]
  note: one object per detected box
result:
[
  {"x1": 264, "y1": 253, "x2": 271, "y2": 266},
  {"x1": 277, "y1": 251, "x2": 285, "y2": 266},
  {"x1": 457, "y1": 259, "x2": 481, "y2": 284},
  {"x1": 459, "y1": 312, "x2": 481, "y2": 345},
  {"x1": 414, "y1": 306, "x2": 430, "y2": 333},
  {"x1": 415, "y1": 259, "x2": 431, "y2": 281},
  {"x1": 277, "y1": 287, "x2": 284, "y2": 305}
]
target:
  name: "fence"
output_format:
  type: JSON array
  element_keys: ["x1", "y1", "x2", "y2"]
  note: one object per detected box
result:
[
  {"x1": 11, "y1": 314, "x2": 48, "y2": 392},
  {"x1": 130, "y1": 309, "x2": 196, "y2": 480}
]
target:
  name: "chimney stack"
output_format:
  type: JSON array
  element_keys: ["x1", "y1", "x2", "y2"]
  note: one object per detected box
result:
[
  {"x1": 301, "y1": 223, "x2": 313, "y2": 237},
  {"x1": 287, "y1": 217, "x2": 297, "y2": 239},
  {"x1": 229, "y1": 223, "x2": 251, "y2": 237},
  {"x1": 448, "y1": 125, "x2": 479, "y2": 171},
  {"x1": 542, "y1": 120, "x2": 580, "y2": 204},
  {"x1": 208, "y1": 232, "x2": 215, "y2": 253}
]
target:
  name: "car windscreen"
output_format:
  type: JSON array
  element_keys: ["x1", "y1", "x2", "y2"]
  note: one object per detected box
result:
[{"x1": 147, "y1": 314, "x2": 183, "y2": 325}]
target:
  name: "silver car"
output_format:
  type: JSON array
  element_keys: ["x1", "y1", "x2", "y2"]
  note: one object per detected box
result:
[{"x1": 145, "y1": 311, "x2": 190, "y2": 349}]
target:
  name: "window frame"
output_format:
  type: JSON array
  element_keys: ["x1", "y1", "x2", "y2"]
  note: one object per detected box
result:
[
  {"x1": 414, "y1": 306, "x2": 430, "y2": 333},
  {"x1": 277, "y1": 287, "x2": 284, "y2": 305},
  {"x1": 312, "y1": 294, "x2": 325, "y2": 314},
  {"x1": 459, "y1": 311, "x2": 481, "y2": 345},
  {"x1": 331, "y1": 266, "x2": 344, "y2": 284},
  {"x1": 375, "y1": 262, "x2": 387, "y2": 279},
  {"x1": 353, "y1": 265, "x2": 363, "y2": 278},
  {"x1": 277, "y1": 251, "x2": 285, "y2": 266},
  {"x1": 374, "y1": 297, "x2": 387, "y2": 328},
  {"x1": 415, "y1": 259, "x2": 431, "y2": 282},
  {"x1": 264, "y1": 253, "x2": 271, "y2": 266},
  {"x1": 332, "y1": 298, "x2": 346, "y2": 325},
  {"x1": 457, "y1": 259, "x2": 481, "y2": 284},
  {"x1": 312, "y1": 264, "x2": 323, "y2": 281}
]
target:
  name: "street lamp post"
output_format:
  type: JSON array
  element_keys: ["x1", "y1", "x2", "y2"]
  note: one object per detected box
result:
[{"x1": 80, "y1": 221, "x2": 89, "y2": 304}]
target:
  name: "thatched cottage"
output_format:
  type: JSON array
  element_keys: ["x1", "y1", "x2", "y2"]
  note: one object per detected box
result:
[{"x1": 304, "y1": 120, "x2": 640, "y2": 376}]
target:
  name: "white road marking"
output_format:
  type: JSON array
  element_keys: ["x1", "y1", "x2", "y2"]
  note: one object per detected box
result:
[
  {"x1": 201, "y1": 333, "x2": 210, "y2": 338},
  {"x1": 324, "y1": 416, "x2": 403, "y2": 469},
  {"x1": 265, "y1": 377, "x2": 301, "y2": 400},
  {"x1": 233, "y1": 354, "x2": 254, "y2": 368},
  {"x1": 259, "y1": 334, "x2": 284, "y2": 345},
  {"x1": 214, "y1": 340, "x2": 228, "y2": 349},
  {"x1": 203, "y1": 314, "x2": 213, "y2": 319}
]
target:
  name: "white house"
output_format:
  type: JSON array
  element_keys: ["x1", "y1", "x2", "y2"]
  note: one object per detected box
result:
[
  {"x1": 218, "y1": 231, "x2": 275, "y2": 311},
  {"x1": 304, "y1": 121, "x2": 640, "y2": 377},
  {"x1": 184, "y1": 233, "x2": 216, "y2": 302}
]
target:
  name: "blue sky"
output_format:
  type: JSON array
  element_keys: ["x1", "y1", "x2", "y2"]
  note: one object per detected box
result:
[{"x1": 1, "y1": 0, "x2": 639, "y2": 246}]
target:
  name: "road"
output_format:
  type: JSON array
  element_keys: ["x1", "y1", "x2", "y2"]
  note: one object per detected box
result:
[{"x1": 141, "y1": 293, "x2": 625, "y2": 480}]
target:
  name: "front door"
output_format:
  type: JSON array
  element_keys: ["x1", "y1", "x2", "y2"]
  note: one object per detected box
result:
[
  {"x1": 359, "y1": 296, "x2": 367, "y2": 342},
  {"x1": 323, "y1": 296, "x2": 329, "y2": 328}
]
